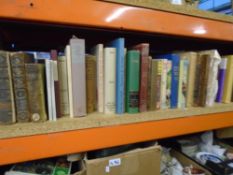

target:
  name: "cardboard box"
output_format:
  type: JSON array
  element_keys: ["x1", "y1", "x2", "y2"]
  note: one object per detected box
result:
[
  {"x1": 171, "y1": 149, "x2": 212, "y2": 175},
  {"x1": 85, "y1": 145, "x2": 161, "y2": 175},
  {"x1": 216, "y1": 127, "x2": 233, "y2": 139}
]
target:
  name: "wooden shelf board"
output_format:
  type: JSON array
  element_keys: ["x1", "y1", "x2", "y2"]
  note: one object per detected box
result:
[
  {"x1": 0, "y1": 0, "x2": 233, "y2": 41},
  {"x1": 0, "y1": 104, "x2": 233, "y2": 165}
]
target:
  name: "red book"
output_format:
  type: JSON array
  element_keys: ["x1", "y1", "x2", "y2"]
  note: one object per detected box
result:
[
  {"x1": 50, "y1": 49, "x2": 62, "y2": 118},
  {"x1": 133, "y1": 43, "x2": 149, "y2": 112}
]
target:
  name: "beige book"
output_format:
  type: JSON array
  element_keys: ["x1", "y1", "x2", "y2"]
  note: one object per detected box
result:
[
  {"x1": 69, "y1": 37, "x2": 86, "y2": 117},
  {"x1": 92, "y1": 44, "x2": 104, "y2": 113},
  {"x1": 58, "y1": 55, "x2": 70, "y2": 116},
  {"x1": 179, "y1": 52, "x2": 197, "y2": 107},
  {"x1": 65, "y1": 45, "x2": 74, "y2": 117},
  {"x1": 160, "y1": 59, "x2": 167, "y2": 109},
  {"x1": 222, "y1": 55, "x2": 233, "y2": 103},
  {"x1": 104, "y1": 47, "x2": 116, "y2": 114}
]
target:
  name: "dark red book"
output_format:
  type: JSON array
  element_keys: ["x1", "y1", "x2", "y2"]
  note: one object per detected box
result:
[
  {"x1": 50, "y1": 49, "x2": 62, "y2": 118},
  {"x1": 132, "y1": 43, "x2": 149, "y2": 112}
]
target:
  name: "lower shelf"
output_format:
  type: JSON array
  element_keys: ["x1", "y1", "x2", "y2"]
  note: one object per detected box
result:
[{"x1": 0, "y1": 103, "x2": 233, "y2": 165}]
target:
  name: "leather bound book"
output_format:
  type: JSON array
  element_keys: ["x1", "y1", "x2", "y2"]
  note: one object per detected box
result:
[
  {"x1": 0, "y1": 51, "x2": 16, "y2": 124},
  {"x1": 10, "y1": 52, "x2": 33, "y2": 122},
  {"x1": 85, "y1": 54, "x2": 97, "y2": 113},
  {"x1": 132, "y1": 43, "x2": 149, "y2": 112},
  {"x1": 148, "y1": 59, "x2": 157, "y2": 111},
  {"x1": 50, "y1": 50, "x2": 61, "y2": 118},
  {"x1": 25, "y1": 63, "x2": 47, "y2": 122},
  {"x1": 58, "y1": 55, "x2": 70, "y2": 116},
  {"x1": 198, "y1": 54, "x2": 210, "y2": 107}
]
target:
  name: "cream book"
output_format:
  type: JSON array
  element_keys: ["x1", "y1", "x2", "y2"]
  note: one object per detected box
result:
[
  {"x1": 222, "y1": 55, "x2": 233, "y2": 103},
  {"x1": 58, "y1": 55, "x2": 70, "y2": 116},
  {"x1": 104, "y1": 47, "x2": 116, "y2": 114},
  {"x1": 69, "y1": 36, "x2": 86, "y2": 117},
  {"x1": 65, "y1": 45, "x2": 74, "y2": 117},
  {"x1": 179, "y1": 52, "x2": 197, "y2": 107},
  {"x1": 92, "y1": 44, "x2": 104, "y2": 113}
]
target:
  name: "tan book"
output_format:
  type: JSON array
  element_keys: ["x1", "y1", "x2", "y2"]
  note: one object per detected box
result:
[
  {"x1": 0, "y1": 51, "x2": 16, "y2": 124},
  {"x1": 198, "y1": 54, "x2": 210, "y2": 107},
  {"x1": 92, "y1": 44, "x2": 104, "y2": 113},
  {"x1": 10, "y1": 52, "x2": 33, "y2": 122},
  {"x1": 86, "y1": 54, "x2": 97, "y2": 113},
  {"x1": 58, "y1": 55, "x2": 70, "y2": 116},
  {"x1": 179, "y1": 52, "x2": 197, "y2": 107},
  {"x1": 25, "y1": 63, "x2": 47, "y2": 122},
  {"x1": 222, "y1": 55, "x2": 233, "y2": 103}
]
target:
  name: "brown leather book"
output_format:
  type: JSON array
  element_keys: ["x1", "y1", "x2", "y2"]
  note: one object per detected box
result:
[
  {"x1": 86, "y1": 54, "x2": 97, "y2": 113},
  {"x1": 133, "y1": 43, "x2": 149, "y2": 112},
  {"x1": 198, "y1": 54, "x2": 210, "y2": 107},
  {"x1": 25, "y1": 63, "x2": 47, "y2": 122},
  {"x1": 10, "y1": 52, "x2": 33, "y2": 122},
  {"x1": 50, "y1": 50, "x2": 61, "y2": 118},
  {"x1": 0, "y1": 51, "x2": 16, "y2": 124}
]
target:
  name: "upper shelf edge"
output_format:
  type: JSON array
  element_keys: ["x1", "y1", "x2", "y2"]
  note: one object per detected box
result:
[{"x1": 0, "y1": 0, "x2": 233, "y2": 42}]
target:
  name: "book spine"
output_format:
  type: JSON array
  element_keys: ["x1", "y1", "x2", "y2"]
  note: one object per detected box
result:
[
  {"x1": 171, "y1": 55, "x2": 180, "y2": 108},
  {"x1": 25, "y1": 63, "x2": 47, "y2": 122},
  {"x1": 104, "y1": 48, "x2": 116, "y2": 114},
  {"x1": 178, "y1": 59, "x2": 189, "y2": 108},
  {"x1": 160, "y1": 60, "x2": 167, "y2": 109},
  {"x1": 0, "y1": 51, "x2": 16, "y2": 124},
  {"x1": 155, "y1": 60, "x2": 162, "y2": 110},
  {"x1": 65, "y1": 45, "x2": 74, "y2": 117},
  {"x1": 133, "y1": 43, "x2": 149, "y2": 112},
  {"x1": 51, "y1": 50, "x2": 61, "y2": 118},
  {"x1": 125, "y1": 50, "x2": 140, "y2": 113},
  {"x1": 70, "y1": 38, "x2": 86, "y2": 117},
  {"x1": 10, "y1": 52, "x2": 31, "y2": 122},
  {"x1": 109, "y1": 38, "x2": 125, "y2": 114},
  {"x1": 180, "y1": 52, "x2": 197, "y2": 107},
  {"x1": 148, "y1": 60, "x2": 157, "y2": 111},
  {"x1": 165, "y1": 60, "x2": 172, "y2": 109},
  {"x1": 52, "y1": 61, "x2": 58, "y2": 121},
  {"x1": 147, "y1": 56, "x2": 152, "y2": 110},
  {"x1": 222, "y1": 56, "x2": 233, "y2": 103},
  {"x1": 94, "y1": 44, "x2": 104, "y2": 113},
  {"x1": 193, "y1": 54, "x2": 202, "y2": 106},
  {"x1": 58, "y1": 56, "x2": 70, "y2": 116},
  {"x1": 216, "y1": 58, "x2": 227, "y2": 102},
  {"x1": 45, "y1": 60, "x2": 53, "y2": 121},
  {"x1": 86, "y1": 55, "x2": 97, "y2": 113},
  {"x1": 198, "y1": 55, "x2": 210, "y2": 107}
]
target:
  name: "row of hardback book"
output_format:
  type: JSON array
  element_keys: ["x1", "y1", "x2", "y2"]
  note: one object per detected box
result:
[{"x1": 0, "y1": 36, "x2": 233, "y2": 124}]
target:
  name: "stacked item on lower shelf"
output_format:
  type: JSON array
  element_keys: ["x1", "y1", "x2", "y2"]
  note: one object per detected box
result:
[
  {"x1": 3, "y1": 141, "x2": 161, "y2": 175},
  {"x1": 167, "y1": 131, "x2": 233, "y2": 175}
]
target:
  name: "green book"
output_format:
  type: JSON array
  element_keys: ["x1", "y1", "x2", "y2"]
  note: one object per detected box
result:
[{"x1": 125, "y1": 50, "x2": 140, "y2": 113}]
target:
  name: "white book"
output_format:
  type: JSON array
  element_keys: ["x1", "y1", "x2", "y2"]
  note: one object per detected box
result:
[
  {"x1": 69, "y1": 37, "x2": 86, "y2": 117},
  {"x1": 58, "y1": 55, "x2": 70, "y2": 116},
  {"x1": 104, "y1": 47, "x2": 116, "y2": 114},
  {"x1": 45, "y1": 60, "x2": 53, "y2": 121},
  {"x1": 52, "y1": 60, "x2": 58, "y2": 121},
  {"x1": 45, "y1": 60, "x2": 57, "y2": 121},
  {"x1": 92, "y1": 44, "x2": 104, "y2": 113},
  {"x1": 160, "y1": 59, "x2": 167, "y2": 109},
  {"x1": 65, "y1": 45, "x2": 74, "y2": 117}
]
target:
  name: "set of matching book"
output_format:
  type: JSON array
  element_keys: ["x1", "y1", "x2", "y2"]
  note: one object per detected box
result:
[{"x1": 0, "y1": 36, "x2": 233, "y2": 124}]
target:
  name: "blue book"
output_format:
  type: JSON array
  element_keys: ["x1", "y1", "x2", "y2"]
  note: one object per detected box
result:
[
  {"x1": 108, "y1": 38, "x2": 125, "y2": 114},
  {"x1": 156, "y1": 54, "x2": 180, "y2": 108}
]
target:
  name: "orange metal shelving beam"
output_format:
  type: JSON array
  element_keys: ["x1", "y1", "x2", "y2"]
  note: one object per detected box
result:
[
  {"x1": 0, "y1": 112, "x2": 233, "y2": 166},
  {"x1": 0, "y1": 0, "x2": 233, "y2": 41}
]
